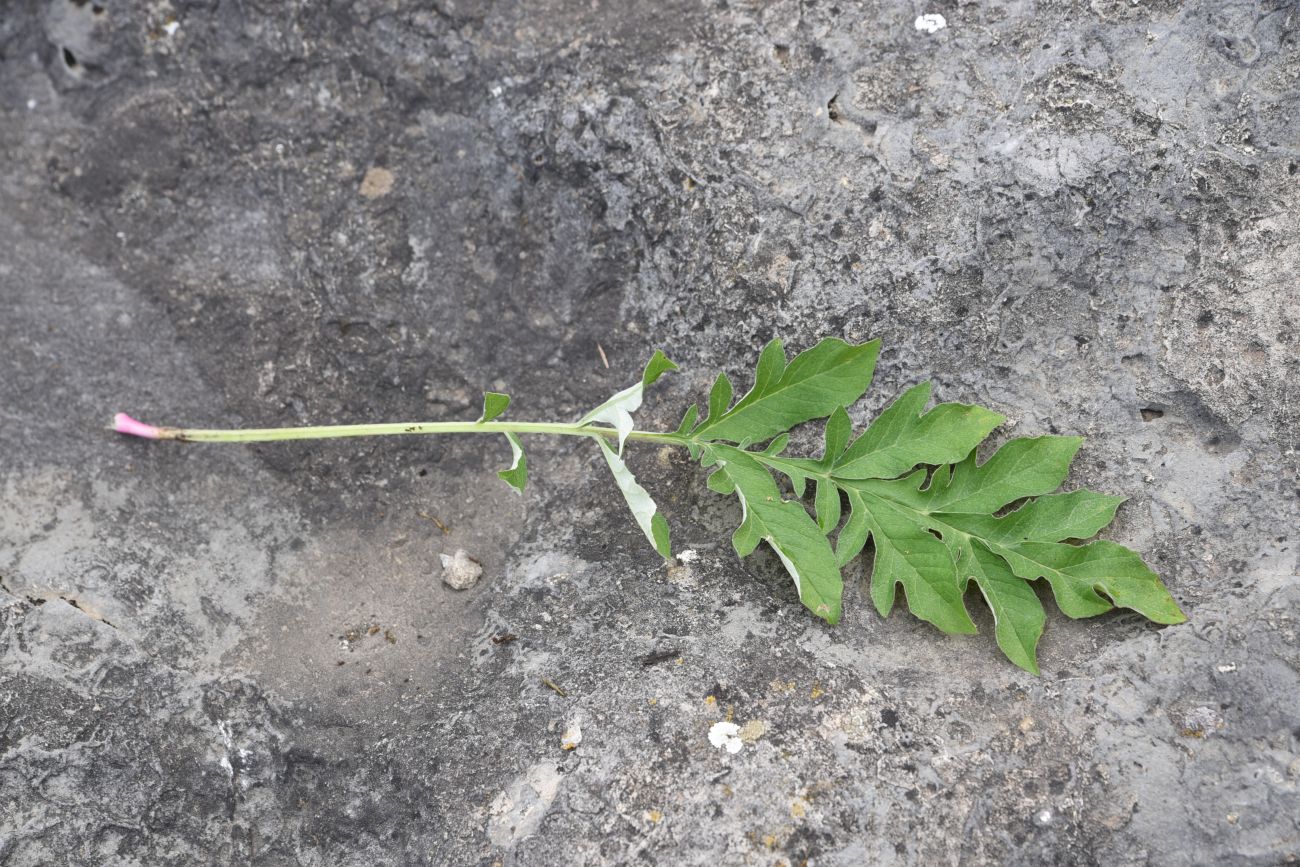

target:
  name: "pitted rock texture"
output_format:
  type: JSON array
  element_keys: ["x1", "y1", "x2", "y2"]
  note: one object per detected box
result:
[{"x1": 2, "y1": 1, "x2": 1298, "y2": 864}]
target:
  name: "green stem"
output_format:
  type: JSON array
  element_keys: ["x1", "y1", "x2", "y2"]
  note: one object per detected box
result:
[{"x1": 152, "y1": 419, "x2": 688, "y2": 446}]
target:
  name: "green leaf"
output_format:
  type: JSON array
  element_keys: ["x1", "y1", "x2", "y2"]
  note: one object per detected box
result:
[
  {"x1": 640, "y1": 349, "x2": 677, "y2": 388},
  {"x1": 692, "y1": 338, "x2": 881, "y2": 445},
  {"x1": 938, "y1": 490, "x2": 1125, "y2": 544},
  {"x1": 836, "y1": 489, "x2": 872, "y2": 567},
  {"x1": 706, "y1": 466, "x2": 735, "y2": 495},
  {"x1": 507, "y1": 339, "x2": 1180, "y2": 672},
  {"x1": 708, "y1": 445, "x2": 843, "y2": 624},
  {"x1": 497, "y1": 432, "x2": 527, "y2": 494},
  {"x1": 131, "y1": 333, "x2": 1182, "y2": 673},
  {"x1": 875, "y1": 436, "x2": 1084, "y2": 515},
  {"x1": 814, "y1": 479, "x2": 841, "y2": 533},
  {"x1": 705, "y1": 373, "x2": 733, "y2": 424},
  {"x1": 820, "y1": 406, "x2": 852, "y2": 465},
  {"x1": 597, "y1": 439, "x2": 671, "y2": 559},
  {"x1": 762, "y1": 433, "x2": 791, "y2": 456},
  {"x1": 997, "y1": 540, "x2": 1185, "y2": 624},
  {"x1": 829, "y1": 433, "x2": 1184, "y2": 669},
  {"x1": 832, "y1": 382, "x2": 1004, "y2": 479},
  {"x1": 860, "y1": 493, "x2": 977, "y2": 634},
  {"x1": 579, "y1": 349, "x2": 677, "y2": 454},
  {"x1": 478, "y1": 392, "x2": 511, "y2": 423},
  {"x1": 959, "y1": 539, "x2": 1045, "y2": 675},
  {"x1": 675, "y1": 404, "x2": 699, "y2": 436}
]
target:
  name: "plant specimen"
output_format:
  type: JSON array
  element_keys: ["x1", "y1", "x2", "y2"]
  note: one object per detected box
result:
[{"x1": 115, "y1": 338, "x2": 1184, "y2": 672}]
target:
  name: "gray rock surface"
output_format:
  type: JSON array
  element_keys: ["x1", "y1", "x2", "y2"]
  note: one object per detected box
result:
[{"x1": 2, "y1": 1, "x2": 1298, "y2": 864}]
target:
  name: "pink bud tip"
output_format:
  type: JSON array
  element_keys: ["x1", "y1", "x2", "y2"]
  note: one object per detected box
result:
[{"x1": 113, "y1": 413, "x2": 161, "y2": 439}]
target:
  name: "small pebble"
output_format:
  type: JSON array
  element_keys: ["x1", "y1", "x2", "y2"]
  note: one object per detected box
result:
[{"x1": 440, "y1": 549, "x2": 483, "y2": 589}]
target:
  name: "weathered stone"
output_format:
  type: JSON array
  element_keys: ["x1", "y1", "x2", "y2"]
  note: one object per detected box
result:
[{"x1": 1, "y1": 1, "x2": 1297, "y2": 864}]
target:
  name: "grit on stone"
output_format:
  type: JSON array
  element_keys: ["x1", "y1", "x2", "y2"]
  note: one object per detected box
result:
[{"x1": 1, "y1": 2, "x2": 1298, "y2": 865}]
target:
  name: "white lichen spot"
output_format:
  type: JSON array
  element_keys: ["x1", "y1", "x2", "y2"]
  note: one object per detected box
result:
[
  {"x1": 914, "y1": 13, "x2": 947, "y2": 34},
  {"x1": 440, "y1": 549, "x2": 483, "y2": 590},
  {"x1": 708, "y1": 721, "x2": 744, "y2": 754}
]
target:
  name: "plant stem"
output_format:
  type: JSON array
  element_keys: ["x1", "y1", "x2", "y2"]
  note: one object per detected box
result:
[{"x1": 112, "y1": 414, "x2": 686, "y2": 446}]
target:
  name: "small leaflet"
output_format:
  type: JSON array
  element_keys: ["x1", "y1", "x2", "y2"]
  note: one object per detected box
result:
[
  {"x1": 478, "y1": 392, "x2": 511, "y2": 423},
  {"x1": 579, "y1": 350, "x2": 677, "y2": 455},
  {"x1": 691, "y1": 338, "x2": 880, "y2": 445},
  {"x1": 497, "y1": 432, "x2": 527, "y2": 494},
  {"x1": 598, "y1": 439, "x2": 671, "y2": 559}
]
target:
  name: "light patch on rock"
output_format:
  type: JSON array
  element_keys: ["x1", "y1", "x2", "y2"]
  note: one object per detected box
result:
[
  {"x1": 1179, "y1": 705, "x2": 1225, "y2": 738},
  {"x1": 440, "y1": 549, "x2": 482, "y2": 590},
  {"x1": 708, "y1": 721, "x2": 744, "y2": 753},
  {"x1": 914, "y1": 13, "x2": 947, "y2": 33},
  {"x1": 359, "y1": 166, "x2": 395, "y2": 199},
  {"x1": 487, "y1": 762, "x2": 563, "y2": 848},
  {"x1": 216, "y1": 720, "x2": 234, "y2": 779},
  {"x1": 738, "y1": 719, "x2": 767, "y2": 743}
]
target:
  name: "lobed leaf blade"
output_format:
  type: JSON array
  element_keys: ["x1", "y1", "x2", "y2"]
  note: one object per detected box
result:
[
  {"x1": 961, "y1": 540, "x2": 1046, "y2": 675},
  {"x1": 672, "y1": 346, "x2": 1181, "y2": 671},
  {"x1": 860, "y1": 494, "x2": 977, "y2": 634},
  {"x1": 870, "y1": 436, "x2": 1084, "y2": 515},
  {"x1": 693, "y1": 338, "x2": 881, "y2": 445},
  {"x1": 834, "y1": 427, "x2": 1182, "y2": 669},
  {"x1": 938, "y1": 490, "x2": 1126, "y2": 544},
  {"x1": 709, "y1": 445, "x2": 843, "y2": 624},
  {"x1": 832, "y1": 382, "x2": 1004, "y2": 479},
  {"x1": 996, "y1": 539, "x2": 1186, "y2": 624}
]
